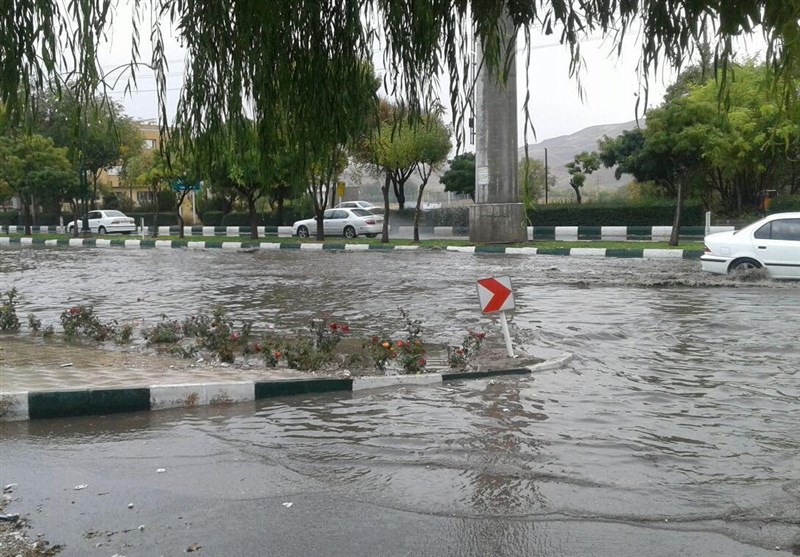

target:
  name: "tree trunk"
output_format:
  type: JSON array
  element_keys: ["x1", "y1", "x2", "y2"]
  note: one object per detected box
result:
[
  {"x1": 22, "y1": 194, "x2": 33, "y2": 236},
  {"x1": 413, "y1": 184, "x2": 426, "y2": 243},
  {"x1": 669, "y1": 175, "x2": 684, "y2": 247},
  {"x1": 381, "y1": 170, "x2": 391, "y2": 243},
  {"x1": 276, "y1": 195, "x2": 285, "y2": 225},
  {"x1": 393, "y1": 178, "x2": 407, "y2": 210},
  {"x1": 176, "y1": 199, "x2": 185, "y2": 239},
  {"x1": 314, "y1": 206, "x2": 324, "y2": 241},
  {"x1": 572, "y1": 185, "x2": 582, "y2": 204},
  {"x1": 248, "y1": 196, "x2": 259, "y2": 239}
]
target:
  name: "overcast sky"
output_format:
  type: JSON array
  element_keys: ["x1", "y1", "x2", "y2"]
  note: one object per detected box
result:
[{"x1": 97, "y1": 11, "x2": 761, "y2": 143}]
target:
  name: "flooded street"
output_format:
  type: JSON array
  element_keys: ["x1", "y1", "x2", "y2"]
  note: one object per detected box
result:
[{"x1": 1, "y1": 245, "x2": 799, "y2": 555}]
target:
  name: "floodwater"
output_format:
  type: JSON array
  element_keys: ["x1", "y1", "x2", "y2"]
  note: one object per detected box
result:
[{"x1": 1, "y1": 245, "x2": 800, "y2": 555}]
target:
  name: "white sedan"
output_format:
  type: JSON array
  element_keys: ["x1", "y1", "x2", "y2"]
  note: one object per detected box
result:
[
  {"x1": 700, "y1": 212, "x2": 800, "y2": 279},
  {"x1": 334, "y1": 200, "x2": 377, "y2": 210},
  {"x1": 292, "y1": 208, "x2": 383, "y2": 239},
  {"x1": 67, "y1": 210, "x2": 136, "y2": 234}
]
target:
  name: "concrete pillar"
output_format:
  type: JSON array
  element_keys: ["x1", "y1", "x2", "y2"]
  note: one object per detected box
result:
[{"x1": 470, "y1": 9, "x2": 527, "y2": 244}]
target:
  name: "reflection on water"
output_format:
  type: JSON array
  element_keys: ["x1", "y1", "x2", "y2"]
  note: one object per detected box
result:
[{"x1": 2, "y1": 245, "x2": 800, "y2": 552}]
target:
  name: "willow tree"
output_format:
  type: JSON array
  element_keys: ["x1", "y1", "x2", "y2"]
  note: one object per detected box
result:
[{"x1": 2, "y1": 1, "x2": 799, "y2": 177}]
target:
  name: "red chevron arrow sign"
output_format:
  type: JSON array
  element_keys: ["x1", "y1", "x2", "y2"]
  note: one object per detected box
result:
[{"x1": 476, "y1": 276, "x2": 515, "y2": 313}]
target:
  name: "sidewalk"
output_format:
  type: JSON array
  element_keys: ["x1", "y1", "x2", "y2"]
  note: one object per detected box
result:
[{"x1": 0, "y1": 339, "x2": 572, "y2": 422}]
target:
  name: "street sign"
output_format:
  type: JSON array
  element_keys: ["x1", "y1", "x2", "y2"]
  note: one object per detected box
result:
[
  {"x1": 172, "y1": 180, "x2": 201, "y2": 192},
  {"x1": 337, "y1": 181, "x2": 346, "y2": 198},
  {"x1": 477, "y1": 276, "x2": 514, "y2": 313}
]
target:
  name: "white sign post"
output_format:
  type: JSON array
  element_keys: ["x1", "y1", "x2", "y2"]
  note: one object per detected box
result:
[{"x1": 476, "y1": 276, "x2": 515, "y2": 357}]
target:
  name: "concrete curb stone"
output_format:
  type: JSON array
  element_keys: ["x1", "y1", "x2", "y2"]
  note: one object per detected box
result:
[{"x1": 0, "y1": 352, "x2": 573, "y2": 421}]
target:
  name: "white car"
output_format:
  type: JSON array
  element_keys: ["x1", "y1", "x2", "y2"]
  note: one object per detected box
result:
[
  {"x1": 334, "y1": 200, "x2": 378, "y2": 211},
  {"x1": 700, "y1": 212, "x2": 800, "y2": 279},
  {"x1": 67, "y1": 210, "x2": 136, "y2": 234},
  {"x1": 292, "y1": 208, "x2": 383, "y2": 239}
]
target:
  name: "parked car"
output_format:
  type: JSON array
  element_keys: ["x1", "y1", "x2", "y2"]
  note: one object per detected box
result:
[
  {"x1": 334, "y1": 200, "x2": 378, "y2": 211},
  {"x1": 292, "y1": 208, "x2": 383, "y2": 238},
  {"x1": 67, "y1": 210, "x2": 136, "y2": 235},
  {"x1": 700, "y1": 212, "x2": 800, "y2": 279}
]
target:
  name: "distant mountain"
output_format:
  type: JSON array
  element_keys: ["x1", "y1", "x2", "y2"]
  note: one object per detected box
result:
[
  {"x1": 344, "y1": 120, "x2": 646, "y2": 203},
  {"x1": 520, "y1": 120, "x2": 644, "y2": 196}
]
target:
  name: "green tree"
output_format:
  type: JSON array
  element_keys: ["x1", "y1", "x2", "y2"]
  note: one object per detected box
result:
[
  {"x1": 565, "y1": 151, "x2": 600, "y2": 204},
  {"x1": 440, "y1": 152, "x2": 475, "y2": 200},
  {"x1": 411, "y1": 114, "x2": 452, "y2": 242},
  {"x1": 28, "y1": 89, "x2": 142, "y2": 210},
  {"x1": 125, "y1": 149, "x2": 169, "y2": 237},
  {"x1": 0, "y1": 133, "x2": 78, "y2": 234},
  {"x1": 518, "y1": 157, "x2": 554, "y2": 206}
]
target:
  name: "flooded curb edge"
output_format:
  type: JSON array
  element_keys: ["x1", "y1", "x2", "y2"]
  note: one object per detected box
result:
[
  {"x1": 0, "y1": 352, "x2": 573, "y2": 421},
  {"x1": 0, "y1": 237, "x2": 701, "y2": 259}
]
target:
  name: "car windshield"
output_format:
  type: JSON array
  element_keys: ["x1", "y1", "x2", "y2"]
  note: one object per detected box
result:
[{"x1": 105, "y1": 210, "x2": 126, "y2": 217}]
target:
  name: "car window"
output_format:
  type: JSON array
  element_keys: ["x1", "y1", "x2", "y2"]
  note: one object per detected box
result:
[
  {"x1": 105, "y1": 210, "x2": 125, "y2": 217},
  {"x1": 323, "y1": 210, "x2": 334, "y2": 219},
  {"x1": 332, "y1": 210, "x2": 348, "y2": 219},
  {"x1": 771, "y1": 219, "x2": 800, "y2": 241},
  {"x1": 88, "y1": 211, "x2": 101, "y2": 219},
  {"x1": 754, "y1": 222, "x2": 771, "y2": 239},
  {"x1": 351, "y1": 209, "x2": 372, "y2": 217}
]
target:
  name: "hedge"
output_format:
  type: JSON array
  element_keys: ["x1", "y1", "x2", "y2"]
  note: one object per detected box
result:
[
  {"x1": 0, "y1": 211, "x2": 20, "y2": 226},
  {"x1": 769, "y1": 195, "x2": 800, "y2": 213},
  {"x1": 524, "y1": 201, "x2": 704, "y2": 227}
]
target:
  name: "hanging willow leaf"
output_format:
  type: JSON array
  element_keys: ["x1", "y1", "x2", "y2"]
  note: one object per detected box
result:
[{"x1": 1, "y1": 0, "x2": 797, "y2": 163}]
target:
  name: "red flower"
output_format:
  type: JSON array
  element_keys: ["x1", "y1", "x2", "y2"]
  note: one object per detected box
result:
[
  {"x1": 396, "y1": 340, "x2": 405, "y2": 348},
  {"x1": 341, "y1": 324, "x2": 350, "y2": 334},
  {"x1": 231, "y1": 332, "x2": 240, "y2": 342},
  {"x1": 371, "y1": 336, "x2": 379, "y2": 344},
  {"x1": 69, "y1": 307, "x2": 79, "y2": 315},
  {"x1": 330, "y1": 323, "x2": 338, "y2": 331},
  {"x1": 274, "y1": 351, "x2": 282, "y2": 359},
  {"x1": 419, "y1": 359, "x2": 426, "y2": 366},
  {"x1": 253, "y1": 343, "x2": 262, "y2": 353},
  {"x1": 478, "y1": 332, "x2": 486, "y2": 339}
]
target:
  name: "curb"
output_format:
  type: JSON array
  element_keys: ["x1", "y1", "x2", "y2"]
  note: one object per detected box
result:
[
  {"x1": 0, "y1": 224, "x2": 734, "y2": 240},
  {"x1": 0, "y1": 353, "x2": 573, "y2": 422},
  {"x1": 0, "y1": 237, "x2": 703, "y2": 260}
]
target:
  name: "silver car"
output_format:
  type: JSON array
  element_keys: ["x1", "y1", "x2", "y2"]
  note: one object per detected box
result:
[
  {"x1": 67, "y1": 210, "x2": 136, "y2": 234},
  {"x1": 292, "y1": 208, "x2": 383, "y2": 239}
]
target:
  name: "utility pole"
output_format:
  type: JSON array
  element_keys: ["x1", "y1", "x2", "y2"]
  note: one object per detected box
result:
[{"x1": 470, "y1": 8, "x2": 526, "y2": 244}]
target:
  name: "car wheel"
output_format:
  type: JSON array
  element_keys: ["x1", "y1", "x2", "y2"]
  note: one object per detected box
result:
[
  {"x1": 297, "y1": 226, "x2": 309, "y2": 238},
  {"x1": 729, "y1": 258, "x2": 762, "y2": 273},
  {"x1": 343, "y1": 226, "x2": 357, "y2": 239},
  {"x1": 98, "y1": 226, "x2": 107, "y2": 234},
  {"x1": 365, "y1": 233, "x2": 377, "y2": 238}
]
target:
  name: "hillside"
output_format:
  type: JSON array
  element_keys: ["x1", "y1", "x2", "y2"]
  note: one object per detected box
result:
[
  {"x1": 520, "y1": 120, "x2": 643, "y2": 198},
  {"x1": 344, "y1": 120, "x2": 645, "y2": 204}
]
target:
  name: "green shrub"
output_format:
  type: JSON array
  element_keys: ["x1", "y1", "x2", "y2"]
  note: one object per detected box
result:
[
  {"x1": 0, "y1": 211, "x2": 20, "y2": 226},
  {"x1": 0, "y1": 289, "x2": 20, "y2": 331},
  {"x1": 201, "y1": 211, "x2": 224, "y2": 226},
  {"x1": 769, "y1": 195, "x2": 800, "y2": 213}
]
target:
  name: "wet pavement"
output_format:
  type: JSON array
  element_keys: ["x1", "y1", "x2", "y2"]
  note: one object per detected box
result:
[{"x1": 1, "y1": 245, "x2": 800, "y2": 556}]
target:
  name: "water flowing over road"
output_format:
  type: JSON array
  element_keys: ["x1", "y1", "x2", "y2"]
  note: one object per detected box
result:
[{"x1": 1, "y1": 245, "x2": 799, "y2": 555}]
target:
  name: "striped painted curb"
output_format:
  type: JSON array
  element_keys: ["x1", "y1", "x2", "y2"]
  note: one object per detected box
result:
[
  {"x1": 0, "y1": 353, "x2": 573, "y2": 421},
  {"x1": 0, "y1": 236, "x2": 704, "y2": 260},
  {"x1": 1, "y1": 224, "x2": 734, "y2": 240}
]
